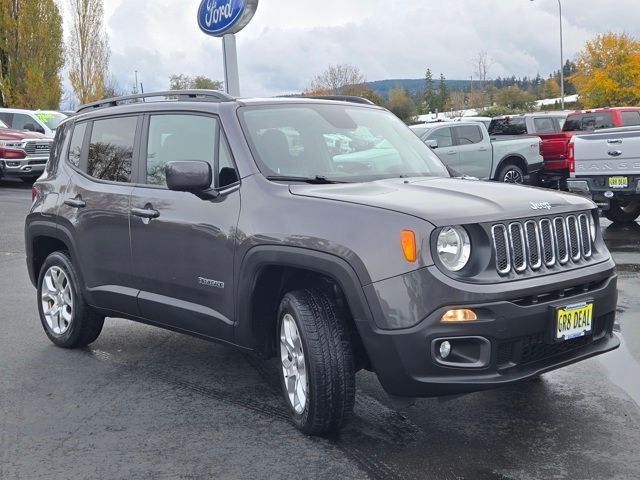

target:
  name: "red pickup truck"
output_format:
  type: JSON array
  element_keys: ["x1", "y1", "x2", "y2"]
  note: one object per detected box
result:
[
  {"x1": 0, "y1": 122, "x2": 53, "y2": 183},
  {"x1": 489, "y1": 108, "x2": 640, "y2": 188}
]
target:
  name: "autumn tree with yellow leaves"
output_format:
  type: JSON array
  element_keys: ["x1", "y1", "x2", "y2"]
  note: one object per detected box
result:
[
  {"x1": 571, "y1": 33, "x2": 640, "y2": 108},
  {"x1": 68, "y1": 0, "x2": 111, "y2": 104},
  {"x1": 0, "y1": 0, "x2": 65, "y2": 108}
]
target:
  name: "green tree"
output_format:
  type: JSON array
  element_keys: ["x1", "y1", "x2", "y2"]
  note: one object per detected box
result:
[
  {"x1": 68, "y1": 0, "x2": 111, "y2": 104},
  {"x1": 495, "y1": 86, "x2": 535, "y2": 111},
  {"x1": 0, "y1": 0, "x2": 65, "y2": 108},
  {"x1": 169, "y1": 74, "x2": 223, "y2": 90},
  {"x1": 571, "y1": 32, "x2": 640, "y2": 108},
  {"x1": 421, "y1": 69, "x2": 437, "y2": 113},
  {"x1": 437, "y1": 73, "x2": 449, "y2": 112},
  {"x1": 341, "y1": 84, "x2": 384, "y2": 105},
  {"x1": 386, "y1": 87, "x2": 417, "y2": 123}
]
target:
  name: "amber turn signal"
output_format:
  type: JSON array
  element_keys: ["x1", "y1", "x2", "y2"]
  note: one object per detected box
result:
[
  {"x1": 441, "y1": 309, "x2": 478, "y2": 322},
  {"x1": 401, "y1": 230, "x2": 417, "y2": 262}
]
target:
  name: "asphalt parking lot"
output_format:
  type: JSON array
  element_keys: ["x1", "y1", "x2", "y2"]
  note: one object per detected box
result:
[{"x1": 1, "y1": 178, "x2": 639, "y2": 480}]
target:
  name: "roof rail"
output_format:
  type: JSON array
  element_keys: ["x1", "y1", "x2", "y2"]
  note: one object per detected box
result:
[
  {"x1": 76, "y1": 89, "x2": 235, "y2": 114},
  {"x1": 295, "y1": 95, "x2": 375, "y2": 105}
]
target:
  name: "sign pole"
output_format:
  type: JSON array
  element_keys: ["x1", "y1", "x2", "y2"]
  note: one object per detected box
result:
[{"x1": 222, "y1": 34, "x2": 241, "y2": 97}]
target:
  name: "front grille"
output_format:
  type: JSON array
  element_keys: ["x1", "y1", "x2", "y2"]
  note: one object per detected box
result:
[
  {"x1": 492, "y1": 213, "x2": 593, "y2": 275},
  {"x1": 23, "y1": 142, "x2": 51, "y2": 155}
]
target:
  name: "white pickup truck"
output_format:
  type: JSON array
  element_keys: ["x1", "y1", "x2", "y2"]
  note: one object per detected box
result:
[
  {"x1": 567, "y1": 127, "x2": 640, "y2": 224},
  {"x1": 410, "y1": 121, "x2": 543, "y2": 183}
]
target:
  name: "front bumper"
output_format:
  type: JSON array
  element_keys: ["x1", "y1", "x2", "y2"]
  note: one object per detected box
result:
[
  {"x1": 0, "y1": 158, "x2": 46, "y2": 178},
  {"x1": 357, "y1": 260, "x2": 619, "y2": 397}
]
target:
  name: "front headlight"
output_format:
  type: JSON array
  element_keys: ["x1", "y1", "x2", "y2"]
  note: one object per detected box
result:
[
  {"x1": 437, "y1": 226, "x2": 471, "y2": 271},
  {"x1": 589, "y1": 213, "x2": 597, "y2": 242}
]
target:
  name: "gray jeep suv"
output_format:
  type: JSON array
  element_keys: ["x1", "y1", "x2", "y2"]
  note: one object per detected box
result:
[{"x1": 25, "y1": 91, "x2": 619, "y2": 435}]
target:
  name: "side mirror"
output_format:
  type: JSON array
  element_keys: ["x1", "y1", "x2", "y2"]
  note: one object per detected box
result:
[
  {"x1": 165, "y1": 161, "x2": 218, "y2": 199},
  {"x1": 425, "y1": 139, "x2": 438, "y2": 149}
]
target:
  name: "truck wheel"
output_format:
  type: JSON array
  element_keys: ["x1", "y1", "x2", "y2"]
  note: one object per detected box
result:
[
  {"x1": 604, "y1": 200, "x2": 640, "y2": 224},
  {"x1": 37, "y1": 251, "x2": 105, "y2": 348},
  {"x1": 277, "y1": 289, "x2": 355, "y2": 435},
  {"x1": 497, "y1": 164, "x2": 525, "y2": 184}
]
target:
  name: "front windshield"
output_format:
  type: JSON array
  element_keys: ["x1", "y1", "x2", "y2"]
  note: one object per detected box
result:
[
  {"x1": 239, "y1": 104, "x2": 450, "y2": 182},
  {"x1": 34, "y1": 111, "x2": 67, "y2": 130}
]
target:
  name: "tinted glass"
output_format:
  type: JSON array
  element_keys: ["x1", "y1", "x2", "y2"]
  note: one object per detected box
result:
[
  {"x1": 0, "y1": 119, "x2": 7, "y2": 128},
  {"x1": 218, "y1": 136, "x2": 238, "y2": 188},
  {"x1": 428, "y1": 127, "x2": 453, "y2": 148},
  {"x1": 87, "y1": 117, "x2": 137, "y2": 182},
  {"x1": 240, "y1": 105, "x2": 449, "y2": 182},
  {"x1": 0, "y1": 113, "x2": 10, "y2": 125},
  {"x1": 12, "y1": 113, "x2": 38, "y2": 131},
  {"x1": 456, "y1": 125, "x2": 483, "y2": 145},
  {"x1": 621, "y1": 111, "x2": 640, "y2": 126},
  {"x1": 488, "y1": 117, "x2": 527, "y2": 135},
  {"x1": 563, "y1": 112, "x2": 614, "y2": 131},
  {"x1": 533, "y1": 117, "x2": 557, "y2": 133},
  {"x1": 146, "y1": 114, "x2": 216, "y2": 186},
  {"x1": 67, "y1": 123, "x2": 87, "y2": 167}
]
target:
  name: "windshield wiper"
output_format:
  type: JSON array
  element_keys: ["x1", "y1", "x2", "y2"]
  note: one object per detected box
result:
[{"x1": 266, "y1": 175, "x2": 347, "y2": 184}]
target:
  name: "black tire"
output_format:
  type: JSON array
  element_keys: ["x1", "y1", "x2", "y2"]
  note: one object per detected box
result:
[
  {"x1": 604, "y1": 200, "x2": 640, "y2": 225},
  {"x1": 497, "y1": 163, "x2": 525, "y2": 184},
  {"x1": 277, "y1": 289, "x2": 355, "y2": 435},
  {"x1": 20, "y1": 176, "x2": 39, "y2": 184},
  {"x1": 37, "y1": 251, "x2": 105, "y2": 348}
]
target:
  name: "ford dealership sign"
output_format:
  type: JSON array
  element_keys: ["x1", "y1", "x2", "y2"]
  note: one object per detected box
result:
[{"x1": 197, "y1": 0, "x2": 259, "y2": 37}]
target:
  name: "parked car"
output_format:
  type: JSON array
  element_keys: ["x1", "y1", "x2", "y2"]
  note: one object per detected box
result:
[
  {"x1": 26, "y1": 91, "x2": 619, "y2": 435},
  {"x1": 410, "y1": 121, "x2": 543, "y2": 183},
  {"x1": 0, "y1": 108, "x2": 67, "y2": 137},
  {"x1": 0, "y1": 127, "x2": 53, "y2": 183},
  {"x1": 567, "y1": 126, "x2": 640, "y2": 224}
]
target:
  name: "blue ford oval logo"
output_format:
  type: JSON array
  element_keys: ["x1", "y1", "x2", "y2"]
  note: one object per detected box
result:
[{"x1": 197, "y1": 0, "x2": 258, "y2": 37}]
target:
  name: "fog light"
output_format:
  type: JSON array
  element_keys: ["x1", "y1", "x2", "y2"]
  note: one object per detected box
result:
[
  {"x1": 439, "y1": 341, "x2": 451, "y2": 359},
  {"x1": 441, "y1": 309, "x2": 478, "y2": 322}
]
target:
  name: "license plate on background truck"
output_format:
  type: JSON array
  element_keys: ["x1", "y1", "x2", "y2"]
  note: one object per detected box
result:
[
  {"x1": 555, "y1": 302, "x2": 593, "y2": 341},
  {"x1": 608, "y1": 176, "x2": 628, "y2": 188}
]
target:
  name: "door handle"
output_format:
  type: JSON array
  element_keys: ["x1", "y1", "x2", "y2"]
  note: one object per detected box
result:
[
  {"x1": 131, "y1": 207, "x2": 160, "y2": 219},
  {"x1": 446, "y1": 150, "x2": 457, "y2": 155},
  {"x1": 64, "y1": 197, "x2": 86, "y2": 208},
  {"x1": 478, "y1": 147, "x2": 488, "y2": 151}
]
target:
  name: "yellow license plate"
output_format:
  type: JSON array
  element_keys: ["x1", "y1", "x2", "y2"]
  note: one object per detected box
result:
[
  {"x1": 608, "y1": 176, "x2": 628, "y2": 188},
  {"x1": 556, "y1": 302, "x2": 593, "y2": 341}
]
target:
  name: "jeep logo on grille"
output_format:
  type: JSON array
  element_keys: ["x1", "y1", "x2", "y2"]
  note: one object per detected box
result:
[{"x1": 530, "y1": 202, "x2": 552, "y2": 210}]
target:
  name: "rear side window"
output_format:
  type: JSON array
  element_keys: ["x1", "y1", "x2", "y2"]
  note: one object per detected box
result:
[
  {"x1": 488, "y1": 118, "x2": 527, "y2": 135},
  {"x1": 563, "y1": 113, "x2": 614, "y2": 131},
  {"x1": 67, "y1": 123, "x2": 87, "y2": 167},
  {"x1": 621, "y1": 111, "x2": 640, "y2": 126},
  {"x1": 87, "y1": 116, "x2": 137, "y2": 183},
  {"x1": 532, "y1": 117, "x2": 557, "y2": 133},
  {"x1": 455, "y1": 125, "x2": 483, "y2": 145}
]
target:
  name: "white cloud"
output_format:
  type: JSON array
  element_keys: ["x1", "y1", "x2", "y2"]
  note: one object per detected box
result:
[{"x1": 70, "y1": 0, "x2": 640, "y2": 97}]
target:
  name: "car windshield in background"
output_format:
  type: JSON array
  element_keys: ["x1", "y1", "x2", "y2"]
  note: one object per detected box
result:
[
  {"x1": 239, "y1": 104, "x2": 450, "y2": 183},
  {"x1": 34, "y1": 111, "x2": 67, "y2": 130},
  {"x1": 0, "y1": 119, "x2": 7, "y2": 128},
  {"x1": 563, "y1": 112, "x2": 614, "y2": 132},
  {"x1": 488, "y1": 117, "x2": 527, "y2": 135},
  {"x1": 410, "y1": 125, "x2": 430, "y2": 137}
]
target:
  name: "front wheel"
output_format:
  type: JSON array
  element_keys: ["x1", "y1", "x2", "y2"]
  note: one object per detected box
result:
[
  {"x1": 604, "y1": 200, "x2": 640, "y2": 224},
  {"x1": 277, "y1": 289, "x2": 355, "y2": 435},
  {"x1": 497, "y1": 163, "x2": 525, "y2": 184}
]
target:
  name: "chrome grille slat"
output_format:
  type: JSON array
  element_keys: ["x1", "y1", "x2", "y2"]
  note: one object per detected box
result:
[
  {"x1": 23, "y1": 142, "x2": 51, "y2": 155},
  {"x1": 524, "y1": 220, "x2": 542, "y2": 270},
  {"x1": 492, "y1": 212, "x2": 592, "y2": 275}
]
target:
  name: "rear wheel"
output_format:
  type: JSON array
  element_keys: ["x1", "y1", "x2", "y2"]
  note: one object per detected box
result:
[
  {"x1": 604, "y1": 200, "x2": 640, "y2": 224},
  {"x1": 37, "y1": 251, "x2": 105, "y2": 348},
  {"x1": 277, "y1": 289, "x2": 355, "y2": 435},
  {"x1": 497, "y1": 163, "x2": 525, "y2": 184}
]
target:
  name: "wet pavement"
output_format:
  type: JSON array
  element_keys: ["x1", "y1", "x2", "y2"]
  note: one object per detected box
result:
[{"x1": 1, "y1": 179, "x2": 639, "y2": 479}]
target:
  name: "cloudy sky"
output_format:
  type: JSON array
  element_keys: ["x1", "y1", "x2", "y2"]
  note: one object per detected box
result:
[{"x1": 61, "y1": 0, "x2": 640, "y2": 100}]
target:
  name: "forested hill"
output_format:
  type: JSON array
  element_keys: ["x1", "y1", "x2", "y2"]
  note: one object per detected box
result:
[{"x1": 364, "y1": 79, "x2": 471, "y2": 97}]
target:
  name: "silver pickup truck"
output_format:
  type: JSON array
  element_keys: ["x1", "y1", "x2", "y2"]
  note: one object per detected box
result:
[
  {"x1": 567, "y1": 127, "x2": 640, "y2": 224},
  {"x1": 410, "y1": 121, "x2": 543, "y2": 183}
]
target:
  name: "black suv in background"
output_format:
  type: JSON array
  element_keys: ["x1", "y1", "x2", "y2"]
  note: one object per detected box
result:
[{"x1": 26, "y1": 91, "x2": 619, "y2": 434}]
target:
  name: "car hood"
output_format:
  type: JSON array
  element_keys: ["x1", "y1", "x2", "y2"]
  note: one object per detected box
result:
[
  {"x1": 0, "y1": 128, "x2": 48, "y2": 140},
  {"x1": 289, "y1": 177, "x2": 595, "y2": 226}
]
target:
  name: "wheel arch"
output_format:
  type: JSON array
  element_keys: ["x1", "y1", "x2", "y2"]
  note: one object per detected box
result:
[
  {"x1": 235, "y1": 246, "x2": 375, "y2": 368},
  {"x1": 495, "y1": 154, "x2": 527, "y2": 180}
]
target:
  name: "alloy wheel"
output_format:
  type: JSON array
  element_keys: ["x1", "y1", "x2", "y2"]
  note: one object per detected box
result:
[
  {"x1": 41, "y1": 266, "x2": 74, "y2": 335},
  {"x1": 280, "y1": 313, "x2": 308, "y2": 414},
  {"x1": 503, "y1": 169, "x2": 524, "y2": 184}
]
